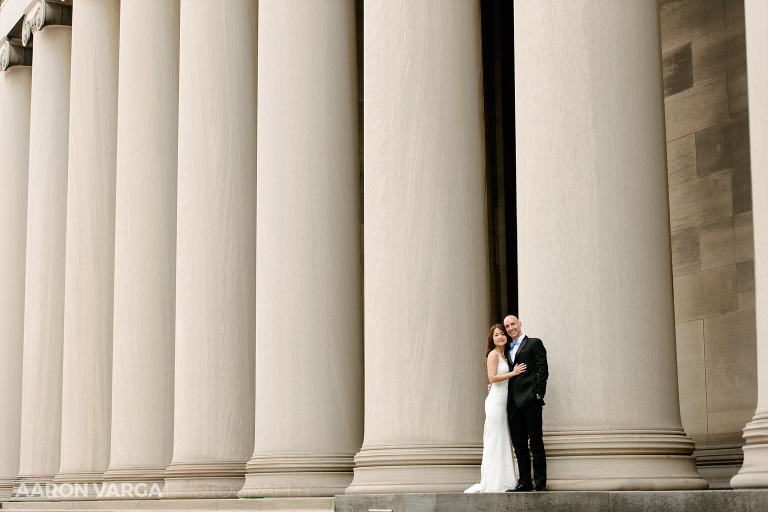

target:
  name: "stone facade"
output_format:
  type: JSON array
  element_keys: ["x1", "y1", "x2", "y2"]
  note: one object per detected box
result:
[{"x1": 660, "y1": 0, "x2": 758, "y2": 488}]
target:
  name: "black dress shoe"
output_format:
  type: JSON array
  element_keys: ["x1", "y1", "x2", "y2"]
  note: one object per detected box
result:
[
  {"x1": 505, "y1": 482, "x2": 533, "y2": 492},
  {"x1": 533, "y1": 486, "x2": 546, "y2": 492}
]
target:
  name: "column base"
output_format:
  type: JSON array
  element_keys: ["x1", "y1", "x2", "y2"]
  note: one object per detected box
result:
[
  {"x1": 163, "y1": 461, "x2": 245, "y2": 498},
  {"x1": 99, "y1": 466, "x2": 166, "y2": 499},
  {"x1": 0, "y1": 478, "x2": 14, "y2": 498},
  {"x1": 53, "y1": 471, "x2": 103, "y2": 484},
  {"x1": 10, "y1": 476, "x2": 55, "y2": 500},
  {"x1": 694, "y1": 446, "x2": 743, "y2": 489},
  {"x1": 51, "y1": 471, "x2": 105, "y2": 500},
  {"x1": 345, "y1": 444, "x2": 482, "y2": 494},
  {"x1": 238, "y1": 455, "x2": 353, "y2": 497},
  {"x1": 731, "y1": 414, "x2": 768, "y2": 488},
  {"x1": 103, "y1": 466, "x2": 167, "y2": 482},
  {"x1": 544, "y1": 429, "x2": 708, "y2": 490}
]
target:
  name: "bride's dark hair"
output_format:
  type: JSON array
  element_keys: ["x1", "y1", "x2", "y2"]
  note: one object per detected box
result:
[{"x1": 485, "y1": 324, "x2": 507, "y2": 367}]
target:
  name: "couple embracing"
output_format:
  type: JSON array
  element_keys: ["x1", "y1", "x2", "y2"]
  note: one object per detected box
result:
[{"x1": 465, "y1": 315, "x2": 549, "y2": 493}]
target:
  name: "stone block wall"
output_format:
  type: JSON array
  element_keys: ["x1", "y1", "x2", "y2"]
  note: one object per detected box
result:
[{"x1": 660, "y1": 0, "x2": 757, "y2": 488}]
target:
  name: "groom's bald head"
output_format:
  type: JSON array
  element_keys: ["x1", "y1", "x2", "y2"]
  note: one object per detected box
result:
[{"x1": 503, "y1": 315, "x2": 521, "y2": 339}]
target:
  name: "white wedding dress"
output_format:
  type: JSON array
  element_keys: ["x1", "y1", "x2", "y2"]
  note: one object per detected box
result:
[{"x1": 464, "y1": 355, "x2": 517, "y2": 493}]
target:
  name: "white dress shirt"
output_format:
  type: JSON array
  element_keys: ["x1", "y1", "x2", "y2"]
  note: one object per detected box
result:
[{"x1": 510, "y1": 333, "x2": 525, "y2": 362}]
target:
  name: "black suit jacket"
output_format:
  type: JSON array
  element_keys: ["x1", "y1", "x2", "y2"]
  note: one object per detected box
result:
[{"x1": 506, "y1": 335, "x2": 548, "y2": 409}]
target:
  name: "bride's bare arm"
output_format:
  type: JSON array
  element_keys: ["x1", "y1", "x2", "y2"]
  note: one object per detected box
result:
[{"x1": 487, "y1": 351, "x2": 527, "y2": 383}]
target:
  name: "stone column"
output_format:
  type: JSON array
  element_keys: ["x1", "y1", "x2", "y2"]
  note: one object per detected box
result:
[
  {"x1": 15, "y1": 2, "x2": 72, "y2": 493},
  {"x1": 238, "y1": 0, "x2": 361, "y2": 498},
  {"x1": 56, "y1": 0, "x2": 120, "y2": 487},
  {"x1": 102, "y1": 0, "x2": 179, "y2": 493},
  {"x1": 0, "y1": 39, "x2": 32, "y2": 498},
  {"x1": 731, "y1": 0, "x2": 768, "y2": 489},
  {"x1": 164, "y1": 0, "x2": 257, "y2": 499},
  {"x1": 514, "y1": 0, "x2": 706, "y2": 490},
  {"x1": 345, "y1": 0, "x2": 489, "y2": 494}
]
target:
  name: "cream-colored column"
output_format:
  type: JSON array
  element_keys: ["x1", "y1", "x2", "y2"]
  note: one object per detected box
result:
[
  {"x1": 238, "y1": 0, "x2": 361, "y2": 498},
  {"x1": 15, "y1": 3, "x2": 72, "y2": 493},
  {"x1": 102, "y1": 0, "x2": 179, "y2": 493},
  {"x1": 514, "y1": 0, "x2": 706, "y2": 490},
  {"x1": 0, "y1": 40, "x2": 32, "y2": 499},
  {"x1": 345, "y1": 0, "x2": 488, "y2": 494},
  {"x1": 731, "y1": 0, "x2": 768, "y2": 489},
  {"x1": 56, "y1": 0, "x2": 119, "y2": 487},
  {"x1": 163, "y1": 0, "x2": 257, "y2": 499}
]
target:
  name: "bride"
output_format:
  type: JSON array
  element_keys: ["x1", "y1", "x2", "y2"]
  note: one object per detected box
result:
[{"x1": 465, "y1": 324, "x2": 526, "y2": 493}]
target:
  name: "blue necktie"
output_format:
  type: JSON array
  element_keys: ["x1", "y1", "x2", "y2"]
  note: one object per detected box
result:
[{"x1": 510, "y1": 340, "x2": 519, "y2": 362}]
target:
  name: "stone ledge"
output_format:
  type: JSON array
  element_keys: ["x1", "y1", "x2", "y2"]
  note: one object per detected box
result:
[
  {"x1": 334, "y1": 490, "x2": 768, "y2": 512},
  {"x1": 5, "y1": 492, "x2": 768, "y2": 512},
  {"x1": 0, "y1": 498, "x2": 332, "y2": 512}
]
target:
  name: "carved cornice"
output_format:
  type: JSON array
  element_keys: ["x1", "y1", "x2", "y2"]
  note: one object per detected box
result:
[
  {"x1": 0, "y1": 37, "x2": 32, "y2": 70},
  {"x1": 22, "y1": 0, "x2": 72, "y2": 47}
]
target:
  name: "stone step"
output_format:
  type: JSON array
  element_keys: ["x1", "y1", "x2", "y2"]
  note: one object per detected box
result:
[
  {"x1": 335, "y1": 490, "x2": 768, "y2": 512},
  {"x1": 0, "y1": 498, "x2": 333, "y2": 512}
]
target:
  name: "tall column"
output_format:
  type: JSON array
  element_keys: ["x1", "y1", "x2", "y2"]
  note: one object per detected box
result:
[
  {"x1": 731, "y1": 0, "x2": 768, "y2": 489},
  {"x1": 15, "y1": 1, "x2": 72, "y2": 493},
  {"x1": 103, "y1": 0, "x2": 179, "y2": 492},
  {"x1": 514, "y1": 1, "x2": 706, "y2": 490},
  {"x1": 238, "y1": 0, "x2": 361, "y2": 498},
  {"x1": 0, "y1": 39, "x2": 32, "y2": 498},
  {"x1": 346, "y1": 0, "x2": 489, "y2": 494},
  {"x1": 56, "y1": 0, "x2": 119, "y2": 487},
  {"x1": 164, "y1": 0, "x2": 257, "y2": 499}
]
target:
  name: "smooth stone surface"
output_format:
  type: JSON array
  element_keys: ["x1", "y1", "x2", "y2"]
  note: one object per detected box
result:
[
  {"x1": 16, "y1": 24, "x2": 72, "y2": 485},
  {"x1": 731, "y1": 0, "x2": 768, "y2": 488},
  {"x1": 662, "y1": 42, "x2": 693, "y2": 97},
  {"x1": 673, "y1": 265, "x2": 739, "y2": 323},
  {"x1": 699, "y1": 218, "x2": 740, "y2": 271},
  {"x1": 660, "y1": 0, "x2": 755, "y2": 479},
  {"x1": 665, "y1": 74, "x2": 729, "y2": 141},
  {"x1": 346, "y1": 0, "x2": 489, "y2": 494},
  {"x1": 727, "y1": 21, "x2": 749, "y2": 117},
  {"x1": 0, "y1": 64, "x2": 32, "y2": 500},
  {"x1": 106, "y1": 0, "x2": 179, "y2": 487},
  {"x1": 514, "y1": 0, "x2": 705, "y2": 489},
  {"x1": 671, "y1": 226, "x2": 701, "y2": 276},
  {"x1": 241, "y1": 0, "x2": 361, "y2": 498},
  {"x1": 666, "y1": 134, "x2": 697, "y2": 187},
  {"x1": 734, "y1": 212, "x2": 755, "y2": 263},
  {"x1": 660, "y1": 0, "x2": 725, "y2": 54},
  {"x1": 732, "y1": 164, "x2": 753, "y2": 214},
  {"x1": 167, "y1": 0, "x2": 257, "y2": 497},
  {"x1": 692, "y1": 28, "x2": 727, "y2": 85},
  {"x1": 57, "y1": 0, "x2": 120, "y2": 484},
  {"x1": 668, "y1": 169, "x2": 733, "y2": 233},
  {"x1": 696, "y1": 447, "x2": 745, "y2": 489},
  {"x1": 705, "y1": 309, "x2": 758, "y2": 447},
  {"x1": 676, "y1": 320, "x2": 708, "y2": 444}
]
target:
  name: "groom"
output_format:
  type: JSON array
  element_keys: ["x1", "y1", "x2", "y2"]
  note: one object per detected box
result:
[{"x1": 503, "y1": 315, "x2": 548, "y2": 492}]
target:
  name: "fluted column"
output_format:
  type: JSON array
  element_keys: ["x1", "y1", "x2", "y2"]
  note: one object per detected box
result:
[
  {"x1": 56, "y1": 0, "x2": 119, "y2": 487},
  {"x1": 15, "y1": 2, "x2": 72, "y2": 493},
  {"x1": 731, "y1": 0, "x2": 768, "y2": 489},
  {"x1": 346, "y1": 0, "x2": 488, "y2": 494},
  {"x1": 514, "y1": 0, "x2": 706, "y2": 490},
  {"x1": 163, "y1": 0, "x2": 257, "y2": 499},
  {"x1": 103, "y1": 0, "x2": 179, "y2": 492},
  {"x1": 0, "y1": 39, "x2": 32, "y2": 498},
  {"x1": 238, "y1": 0, "x2": 361, "y2": 498}
]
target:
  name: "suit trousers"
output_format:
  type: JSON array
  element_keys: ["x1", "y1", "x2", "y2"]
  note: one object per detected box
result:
[{"x1": 509, "y1": 399, "x2": 546, "y2": 488}]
